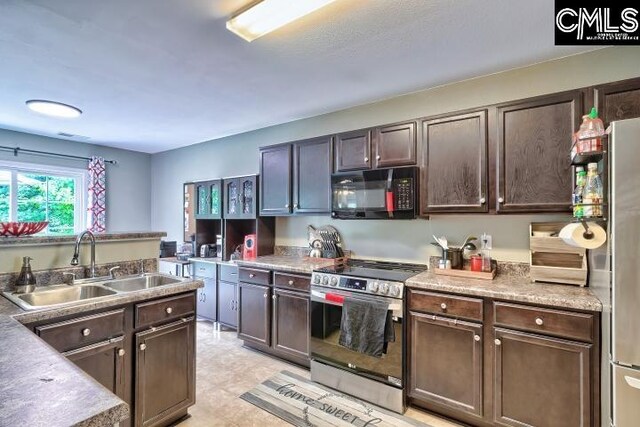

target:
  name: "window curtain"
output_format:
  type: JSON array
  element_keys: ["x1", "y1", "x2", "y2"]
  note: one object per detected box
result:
[{"x1": 87, "y1": 156, "x2": 106, "y2": 232}]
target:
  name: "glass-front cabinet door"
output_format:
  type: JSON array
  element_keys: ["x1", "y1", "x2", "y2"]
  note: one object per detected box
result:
[
  {"x1": 239, "y1": 175, "x2": 257, "y2": 219},
  {"x1": 224, "y1": 178, "x2": 240, "y2": 219},
  {"x1": 195, "y1": 179, "x2": 222, "y2": 219}
]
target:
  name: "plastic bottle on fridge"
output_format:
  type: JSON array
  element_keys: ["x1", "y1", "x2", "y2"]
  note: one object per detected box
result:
[
  {"x1": 572, "y1": 166, "x2": 586, "y2": 218},
  {"x1": 582, "y1": 162, "x2": 603, "y2": 218}
]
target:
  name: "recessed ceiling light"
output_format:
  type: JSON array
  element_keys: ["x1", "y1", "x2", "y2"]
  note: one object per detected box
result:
[
  {"x1": 26, "y1": 100, "x2": 82, "y2": 118},
  {"x1": 227, "y1": 0, "x2": 336, "y2": 42}
]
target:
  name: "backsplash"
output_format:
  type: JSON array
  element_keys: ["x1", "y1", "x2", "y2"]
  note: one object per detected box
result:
[{"x1": 0, "y1": 258, "x2": 158, "y2": 292}]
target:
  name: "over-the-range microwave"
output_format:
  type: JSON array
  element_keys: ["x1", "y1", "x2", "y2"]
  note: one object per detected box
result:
[{"x1": 331, "y1": 166, "x2": 418, "y2": 219}]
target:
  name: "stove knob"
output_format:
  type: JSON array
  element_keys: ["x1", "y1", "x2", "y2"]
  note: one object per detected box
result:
[
  {"x1": 330, "y1": 276, "x2": 338, "y2": 286},
  {"x1": 369, "y1": 282, "x2": 379, "y2": 293},
  {"x1": 313, "y1": 275, "x2": 321, "y2": 284},
  {"x1": 322, "y1": 275, "x2": 329, "y2": 285},
  {"x1": 379, "y1": 283, "x2": 389, "y2": 294},
  {"x1": 389, "y1": 284, "x2": 400, "y2": 297}
]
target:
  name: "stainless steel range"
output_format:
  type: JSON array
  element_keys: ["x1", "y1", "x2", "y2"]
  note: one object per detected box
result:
[{"x1": 309, "y1": 259, "x2": 427, "y2": 413}]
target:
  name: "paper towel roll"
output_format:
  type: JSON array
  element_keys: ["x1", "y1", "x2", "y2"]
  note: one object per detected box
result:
[{"x1": 559, "y1": 222, "x2": 607, "y2": 249}]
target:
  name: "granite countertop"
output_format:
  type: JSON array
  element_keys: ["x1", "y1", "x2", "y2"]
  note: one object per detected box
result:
[
  {"x1": 188, "y1": 257, "x2": 223, "y2": 265},
  {"x1": 159, "y1": 256, "x2": 192, "y2": 265},
  {"x1": 406, "y1": 270, "x2": 602, "y2": 312},
  {"x1": 0, "y1": 276, "x2": 203, "y2": 426},
  {"x1": 0, "y1": 231, "x2": 167, "y2": 246},
  {"x1": 235, "y1": 255, "x2": 335, "y2": 274}
]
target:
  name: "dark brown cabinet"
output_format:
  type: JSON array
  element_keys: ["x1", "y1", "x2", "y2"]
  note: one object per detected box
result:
[
  {"x1": 272, "y1": 287, "x2": 309, "y2": 359},
  {"x1": 224, "y1": 175, "x2": 257, "y2": 219},
  {"x1": 135, "y1": 318, "x2": 196, "y2": 427},
  {"x1": 373, "y1": 121, "x2": 417, "y2": 168},
  {"x1": 218, "y1": 280, "x2": 238, "y2": 328},
  {"x1": 63, "y1": 336, "x2": 126, "y2": 401},
  {"x1": 496, "y1": 91, "x2": 582, "y2": 213},
  {"x1": 493, "y1": 328, "x2": 592, "y2": 427},
  {"x1": 238, "y1": 282, "x2": 271, "y2": 345},
  {"x1": 408, "y1": 311, "x2": 483, "y2": 417},
  {"x1": 334, "y1": 129, "x2": 372, "y2": 172},
  {"x1": 293, "y1": 137, "x2": 332, "y2": 214},
  {"x1": 195, "y1": 180, "x2": 222, "y2": 220},
  {"x1": 594, "y1": 77, "x2": 640, "y2": 126},
  {"x1": 421, "y1": 111, "x2": 488, "y2": 213},
  {"x1": 259, "y1": 145, "x2": 292, "y2": 215}
]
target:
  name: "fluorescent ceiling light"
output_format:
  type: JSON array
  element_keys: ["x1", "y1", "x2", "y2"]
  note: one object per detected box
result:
[
  {"x1": 26, "y1": 100, "x2": 82, "y2": 118},
  {"x1": 227, "y1": 0, "x2": 336, "y2": 42}
]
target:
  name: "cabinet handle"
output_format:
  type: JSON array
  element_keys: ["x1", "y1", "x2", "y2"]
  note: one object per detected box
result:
[
  {"x1": 288, "y1": 280, "x2": 294, "y2": 286},
  {"x1": 494, "y1": 339, "x2": 502, "y2": 346},
  {"x1": 376, "y1": 155, "x2": 381, "y2": 160},
  {"x1": 294, "y1": 203, "x2": 299, "y2": 209},
  {"x1": 118, "y1": 349, "x2": 125, "y2": 357},
  {"x1": 82, "y1": 328, "x2": 91, "y2": 337},
  {"x1": 440, "y1": 302, "x2": 447, "y2": 310},
  {"x1": 166, "y1": 307, "x2": 173, "y2": 314},
  {"x1": 139, "y1": 343, "x2": 147, "y2": 351},
  {"x1": 480, "y1": 197, "x2": 486, "y2": 204},
  {"x1": 249, "y1": 273, "x2": 255, "y2": 278},
  {"x1": 364, "y1": 156, "x2": 369, "y2": 162},
  {"x1": 272, "y1": 295, "x2": 277, "y2": 300},
  {"x1": 498, "y1": 197, "x2": 504, "y2": 203},
  {"x1": 263, "y1": 293, "x2": 268, "y2": 298},
  {"x1": 535, "y1": 317, "x2": 544, "y2": 326},
  {"x1": 285, "y1": 204, "x2": 289, "y2": 208},
  {"x1": 474, "y1": 335, "x2": 481, "y2": 342}
]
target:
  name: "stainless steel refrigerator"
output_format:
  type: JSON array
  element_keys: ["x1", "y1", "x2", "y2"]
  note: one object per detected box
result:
[{"x1": 590, "y1": 117, "x2": 640, "y2": 427}]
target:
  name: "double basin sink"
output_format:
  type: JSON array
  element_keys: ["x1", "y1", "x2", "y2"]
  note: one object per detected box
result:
[{"x1": 3, "y1": 274, "x2": 186, "y2": 311}]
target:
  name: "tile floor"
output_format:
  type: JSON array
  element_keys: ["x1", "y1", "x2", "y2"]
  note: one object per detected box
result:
[{"x1": 177, "y1": 321, "x2": 462, "y2": 427}]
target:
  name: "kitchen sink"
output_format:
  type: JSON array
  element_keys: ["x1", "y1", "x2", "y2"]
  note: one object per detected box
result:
[
  {"x1": 102, "y1": 274, "x2": 183, "y2": 292},
  {"x1": 15, "y1": 285, "x2": 117, "y2": 307}
]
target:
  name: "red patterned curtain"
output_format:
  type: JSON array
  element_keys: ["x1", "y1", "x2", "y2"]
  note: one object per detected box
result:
[{"x1": 88, "y1": 156, "x2": 106, "y2": 232}]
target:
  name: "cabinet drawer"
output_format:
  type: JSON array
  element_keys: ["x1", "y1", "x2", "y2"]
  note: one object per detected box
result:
[
  {"x1": 36, "y1": 309, "x2": 125, "y2": 352},
  {"x1": 191, "y1": 261, "x2": 216, "y2": 278},
  {"x1": 493, "y1": 302, "x2": 594, "y2": 342},
  {"x1": 274, "y1": 272, "x2": 310, "y2": 292},
  {"x1": 408, "y1": 290, "x2": 483, "y2": 321},
  {"x1": 239, "y1": 267, "x2": 271, "y2": 285},
  {"x1": 135, "y1": 293, "x2": 196, "y2": 328},
  {"x1": 219, "y1": 264, "x2": 238, "y2": 282}
]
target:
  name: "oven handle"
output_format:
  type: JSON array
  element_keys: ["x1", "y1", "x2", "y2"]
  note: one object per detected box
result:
[{"x1": 310, "y1": 289, "x2": 403, "y2": 312}]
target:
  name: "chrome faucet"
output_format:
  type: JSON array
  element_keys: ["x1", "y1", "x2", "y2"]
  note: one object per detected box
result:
[{"x1": 71, "y1": 230, "x2": 96, "y2": 278}]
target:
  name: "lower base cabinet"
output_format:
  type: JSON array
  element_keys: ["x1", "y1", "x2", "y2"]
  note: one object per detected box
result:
[
  {"x1": 218, "y1": 280, "x2": 238, "y2": 328},
  {"x1": 494, "y1": 328, "x2": 592, "y2": 427},
  {"x1": 135, "y1": 318, "x2": 196, "y2": 427},
  {"x1": 238, "y1": 282, "x2": 271, "y2": 345},
  {"x1": 272, "y1": 288, "x2": 309, "y2": 359}
]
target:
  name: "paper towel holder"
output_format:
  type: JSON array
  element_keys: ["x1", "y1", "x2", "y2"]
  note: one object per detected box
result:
[{"x1": 579, "y1": 220, "x2": 594, "y2": 240}]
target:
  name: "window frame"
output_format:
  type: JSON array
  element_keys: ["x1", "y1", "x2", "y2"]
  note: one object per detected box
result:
[{"x1": 0, "y1": 160, "x2": 88, "y2": 234}]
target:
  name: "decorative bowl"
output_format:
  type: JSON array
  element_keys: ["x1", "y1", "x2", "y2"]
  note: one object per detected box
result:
[{"x1": 0, "y1": 221, "x2": 49, "y2": 237}]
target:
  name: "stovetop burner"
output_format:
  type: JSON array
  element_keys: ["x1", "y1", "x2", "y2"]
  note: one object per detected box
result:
[{"x1": 315, "y1": 258, "x2": 427, "y2": 283}]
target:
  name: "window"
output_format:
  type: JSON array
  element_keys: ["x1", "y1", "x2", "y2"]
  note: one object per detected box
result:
[{"x1": 0, "y1": 161, "x2": 87, "y2": 235}]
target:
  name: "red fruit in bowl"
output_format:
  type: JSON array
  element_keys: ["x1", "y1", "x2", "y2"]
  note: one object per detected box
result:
[{"x1": 0, "y1": 221, "x2": 49, "y2": 237}]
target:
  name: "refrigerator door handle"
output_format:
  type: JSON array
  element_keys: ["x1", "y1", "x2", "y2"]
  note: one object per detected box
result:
[{"x1": 625, "y1": 375, "x2": 640, "y2": 390}]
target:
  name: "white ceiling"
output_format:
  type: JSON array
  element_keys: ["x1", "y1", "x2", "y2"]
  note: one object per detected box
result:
[{"x1": 0, "y1": 0, "x2": 596, "y2": 153}]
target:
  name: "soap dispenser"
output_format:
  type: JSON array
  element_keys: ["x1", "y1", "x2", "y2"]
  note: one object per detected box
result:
[{"x1": 15, "y1": 256, "x2": 36, "y2": 294}]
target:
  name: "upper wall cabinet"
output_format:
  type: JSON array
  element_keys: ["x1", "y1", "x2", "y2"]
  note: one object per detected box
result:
[
  {"x1": 195, "y1": 179, "x2": 222, "y2": 220},
  {"x1": 373, "y1": 121, "x2": 417, "y2": 168},
  {"x1": 334, "y1": 129, "x2": 371, "y2": 172},
  {"x1": 594, "y1": 77, "x2": 640, "y2": 126},
  {"x1": 224, "y1": 175, "x2": 257, "y2": 219},
  {"x1": 496, "y1": 91, "x2": 582, "y2": 213},
  {"x1": 421, "y1": 111, "x2": 488, "y2": 214},
  {"x1": 293, "y1": 137, "x2": 332, "y2": 214},
  {"x1": 259, "y1": 145, "x2": 293, "y2": 216}
]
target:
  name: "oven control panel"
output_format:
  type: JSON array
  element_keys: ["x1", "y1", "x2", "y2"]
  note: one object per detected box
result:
[{"x1": 311, "y1": 272, "x2": 404, "y2": 298}]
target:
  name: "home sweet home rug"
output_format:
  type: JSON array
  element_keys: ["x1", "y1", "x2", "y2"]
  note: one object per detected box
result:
[{"x1": 240, "y1": 370, "x2": 431, "y2": 427}]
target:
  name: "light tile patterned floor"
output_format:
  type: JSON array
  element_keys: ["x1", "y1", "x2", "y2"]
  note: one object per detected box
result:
[{"x1": 178, "y1": 321, "x2": 462, "y2": 427}]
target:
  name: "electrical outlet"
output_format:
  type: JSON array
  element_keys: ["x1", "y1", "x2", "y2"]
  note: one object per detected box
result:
[{"x1": 481, "y1": 233, "x2": 493, "y2": 250}]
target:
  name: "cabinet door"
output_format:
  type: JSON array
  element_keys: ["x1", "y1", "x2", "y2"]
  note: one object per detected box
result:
[
  {"x1": 293, "y1": 137, "x2": 332, "y2": 214},
  {"x1": 259, "y1": 145, "x2": 292, "y2": 215},
  {"x1": 272, "y1": 288, "x2": 309, "y2": 359},
  {"x1": 408, "y1": 311, "x2": 483, "y2": 417},
  {"x1": 218, "y1": 280, "x2": 237, "y2": 328},
  {"x1": 195, "y1": 181, "x2": 210, "y2": 219},
  {"x1": 422, "y1": 111, "x2": 488, "y2": 213},
  {"x1": 373, "y1": 121, "x2": 417, "y2": 168},
  {"x1": 594, "y1": 77, "x2": 640, "y2": 126},
  {"x1": 497, "y1": 91, "x2": 581, "y2": 213},
  {"x1": 135, "y1": 319, "x2": 195, "y2": 427},
  {"x1": 208, "y1": 179, "x2": 222, "y2": 219},
  {"x1": 63, "y1": 337, "x2": 126, "y2": 400},
  {"x1": 493, "y1": 328, "x2": 592, "y2": 427},
  {"x1": 334, "y1": 129, "x2": 371, "y2": 172},
  {"x1": 239, "y1": 175, "x2": 257, "y2": 219},
  {"x1": 223, "y1": 178, "x2": 240, "y2": 219},
  {"x1": 238, "y1": 282, "x2": 270, "y2": 346},
  {"x1": 195, "y1": 276, "x2": 216, "y2": 321}
]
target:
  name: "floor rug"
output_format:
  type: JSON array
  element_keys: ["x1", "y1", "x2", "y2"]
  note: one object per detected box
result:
[{"x1": 240, "y1": 370, "x2": 432, "y2": 427}]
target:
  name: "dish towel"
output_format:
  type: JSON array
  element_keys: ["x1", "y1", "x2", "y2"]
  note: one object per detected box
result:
[{"x1": 338, "y1": 297, "x2": 395, "y2": 357}]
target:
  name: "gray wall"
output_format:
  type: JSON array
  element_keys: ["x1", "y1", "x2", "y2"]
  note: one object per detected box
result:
[
  {"x1": 0, "y1": 129, "x2": 152, "y2": 232},
  {"x1": 151, "y1": 46, "x2": 640, "y2": 263}
]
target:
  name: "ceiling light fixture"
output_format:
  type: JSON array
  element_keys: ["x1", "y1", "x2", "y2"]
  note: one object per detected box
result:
[
  {"x1": 26, "y1": 100, "x2": 82, "y2": 118},
  {"x1": 226, "y1": 0, "x2": 336, "y2": 42}
]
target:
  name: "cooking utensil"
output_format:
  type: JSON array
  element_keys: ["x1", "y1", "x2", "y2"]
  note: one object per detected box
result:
[
  {"x1": 446, "y1": 248, "x2": 464, "y2": 269},
  {"x1": 461, "y1": 235, "x2": 478, "y2": 248}
]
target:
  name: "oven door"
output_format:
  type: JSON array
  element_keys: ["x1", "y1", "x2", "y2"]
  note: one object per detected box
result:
[{"x1": 310, "y1": 286, "x2": 404, "y2": 387}]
